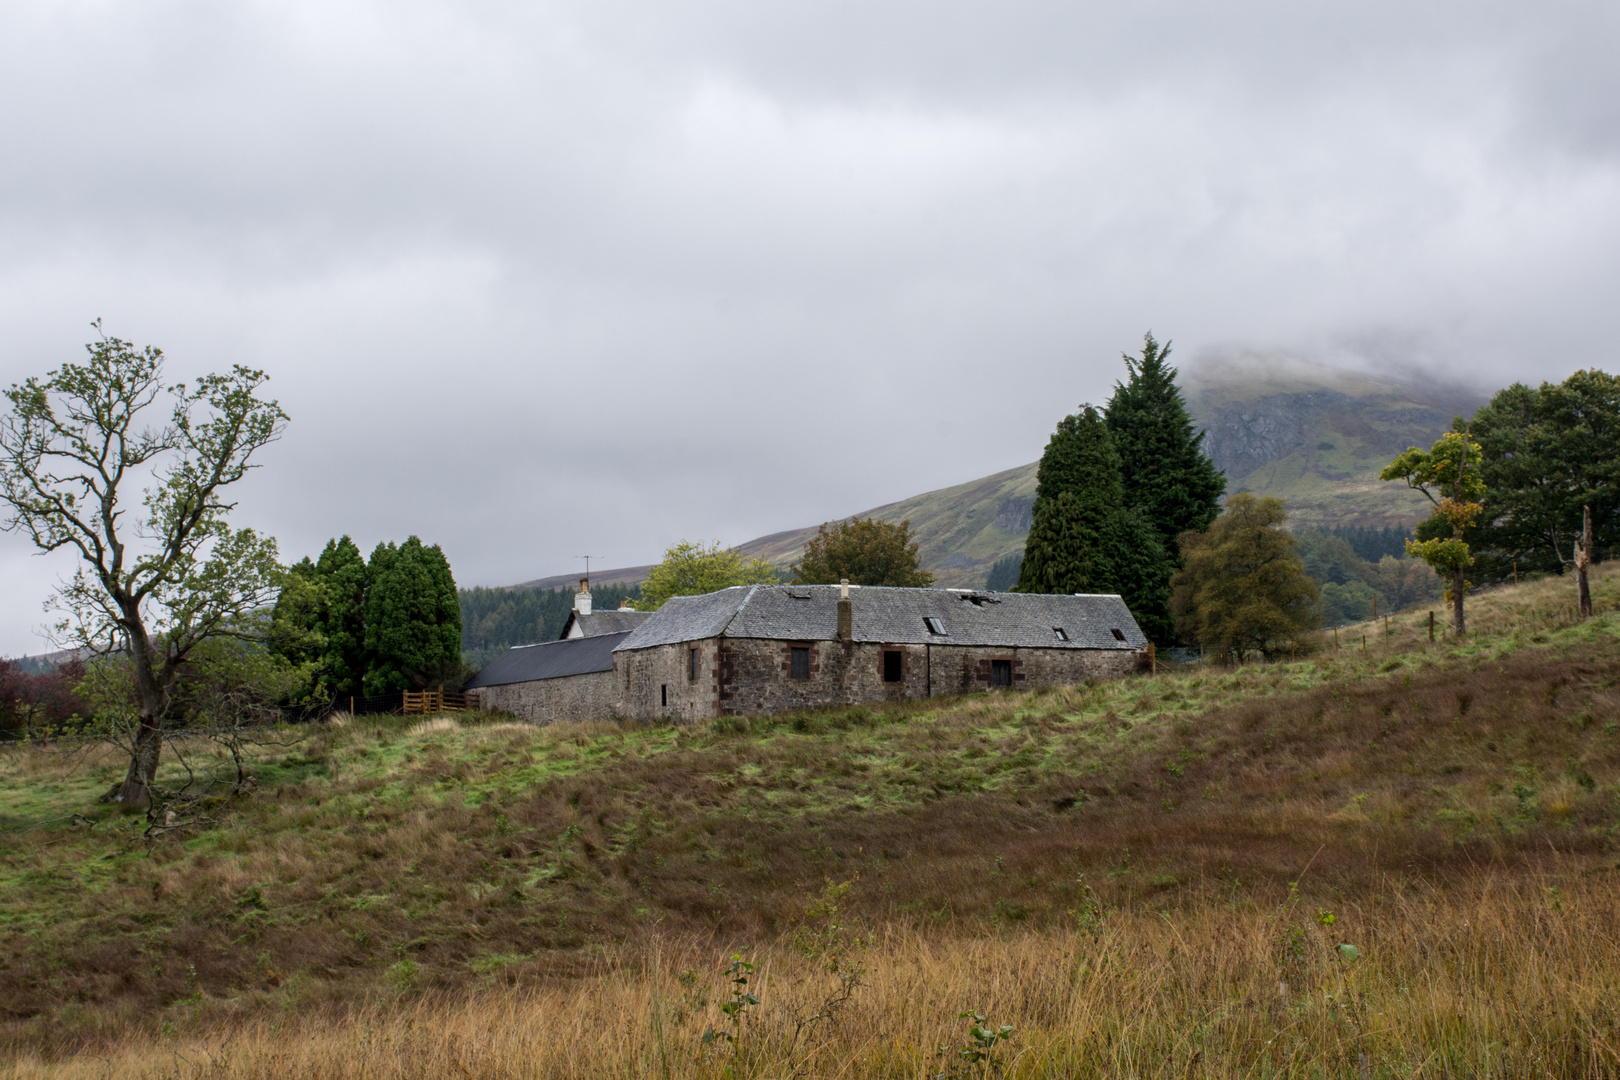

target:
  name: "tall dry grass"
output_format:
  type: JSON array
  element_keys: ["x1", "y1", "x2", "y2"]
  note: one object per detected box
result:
[{"x1": 8, "y1": 874, "x2": 1618, "y2": 1079}]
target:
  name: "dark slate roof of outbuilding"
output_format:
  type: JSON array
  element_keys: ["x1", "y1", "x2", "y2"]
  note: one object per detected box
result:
[
  {"x1": 559, "y1": 609, "x2": 654, "y2": 639},
  {"x1": 465, "y1": 631, "x2": 630, "y2": 689},
  {"x1": 616, "y1": 587, "x2": 755, "y2": 649},
  {"x1": 615, "y1": 586, "x2": 1146, "y2": 652}
]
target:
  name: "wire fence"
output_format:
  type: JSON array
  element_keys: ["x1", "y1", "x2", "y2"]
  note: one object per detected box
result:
[
  {"x1": 324, "y1": 689, "x2": 470, "y2": 717},
  {"x1": 331, "y1": 691, "x2": 406, "y2": 717}
]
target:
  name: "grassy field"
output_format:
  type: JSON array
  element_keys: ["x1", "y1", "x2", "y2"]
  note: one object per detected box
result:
[{"x1": 3, "y1": 565, "x2": 1620, "y2": 1076}]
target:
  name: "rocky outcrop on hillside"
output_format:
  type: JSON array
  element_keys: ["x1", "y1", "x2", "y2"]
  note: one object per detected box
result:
[
  {"x1": 1197, "y1": 391, "x2": 1468, "y2": 483},
  {"x1": 994, "y1": 495, "x2": 1033, "y2": 535},
  {"x1": 1197, "y1": 392, "x2": 1324, "y2": 480}
]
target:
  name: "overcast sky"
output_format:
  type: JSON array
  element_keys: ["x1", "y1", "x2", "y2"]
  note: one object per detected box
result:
[{"x1": 2, "y1": 0, "x2": 1618, "y2": 655}]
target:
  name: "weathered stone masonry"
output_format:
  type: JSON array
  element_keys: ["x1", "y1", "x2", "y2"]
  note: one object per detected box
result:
[
  {"x1": 473, "y1": 668, "x2": 620, "y2": 724},
  {"x1": 609, "y1": 636, "x2": 1138, "y2": 721}
]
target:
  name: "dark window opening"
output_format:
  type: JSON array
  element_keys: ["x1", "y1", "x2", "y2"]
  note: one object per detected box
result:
[
  {"x1": 790, "y1": 647, "x2": 810, "y2": 680},
  {"x1": 660, "y1": 684, "x2": 668, "y2": 706},
  {"x1": 689, "y1": 648, "x2": 699, "y2": 681},
  {"x1": 1053, "y1": 627, "x2": 1069, "y2": 641},
  {"x1": 991, "y1": 659, "x2": 1012, "y2": 687},
  {"x1": 883, "y1": 650, "x2": 903, "y2": 683},
  {"x1": 924, "y1": 617, "x2": 946, "y2": 635},
  {"x1": 1110, "y1": 627, "x2": 1127, "y2": 641}
]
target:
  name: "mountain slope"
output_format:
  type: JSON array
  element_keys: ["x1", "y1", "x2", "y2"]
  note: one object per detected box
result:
[
  {"x1": 508, "y1": 359, "x2": 1486, "y2": 593},
  {"x1": 1183, "y1": 355, "x2": 1486, "y2": 532},
  {"x1": 728, "y1": 358, "x2": 1485, "y2": 589},
  {"x1": 733, "y1": 462, "x2": 1038, "y2": 587}
]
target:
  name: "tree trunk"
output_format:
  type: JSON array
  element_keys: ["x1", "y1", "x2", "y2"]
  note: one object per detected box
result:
[
  {"x1": 111, "y1": 715, "x2": 163, "y2": 806},
  {"x1": 106, "y1": 620, "x2": 167, "y2": 808},
  {"x1": 1451, "y1": 566, "x2": 1467, "y2": 636},
  {"x1": 1576, "y1": 504, "x2": 1593, "y2": 619}
]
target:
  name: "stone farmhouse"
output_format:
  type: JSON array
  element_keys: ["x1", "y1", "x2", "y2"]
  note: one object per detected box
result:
[{"x1": 466, "y1": 580, "x2": 1149, "y2": 724}]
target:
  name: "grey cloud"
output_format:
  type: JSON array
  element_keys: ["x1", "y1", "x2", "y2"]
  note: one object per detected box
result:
[{"x1": 1, "y1": 0, "x2": 1617, "y2": 653}]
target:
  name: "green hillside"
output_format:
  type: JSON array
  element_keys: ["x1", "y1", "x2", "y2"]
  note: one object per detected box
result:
[
  {"x1": 733, "y1": 358, "x2": 1484, "y2": 588},
  {"x1": 3, "y1": 565, "x2": 1617, "y2": 1074},
  {"x1": 734, "y1": 463, "x2": 1038, "y2": 588}
]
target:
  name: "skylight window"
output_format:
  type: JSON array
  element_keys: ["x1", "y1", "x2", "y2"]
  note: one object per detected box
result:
[
  {"x1": 1053, "y1": 627, "x2": 1068, "y2": 641},
  {"x1": 924, "y1": 617, "x2": 946, "y2": 635},
  {"x1": 1110, "y1": 628, "x2": 1127, "y2": 641}
]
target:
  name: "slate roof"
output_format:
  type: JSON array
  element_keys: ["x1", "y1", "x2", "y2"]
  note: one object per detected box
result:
[
  {"x1": 465, "y1": 631, "x2": 630, "y2": 689},
  {"x1": 616, "y1": 586, "x2": 1147, "y2": 652},
  {"x1": 559, "y1": 609, "x2": 654, "y2": 639}
]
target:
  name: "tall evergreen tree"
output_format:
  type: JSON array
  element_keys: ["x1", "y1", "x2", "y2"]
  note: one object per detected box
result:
[
  {"x1": 1104, "y1": 507, "x2": 1175, "y2": 643},
  {"x1": 269, "y1": 556, "x2": 325, "y2": 668},
  {"x1": 363, "y1": 536, "x2": 463, "y2": 694},
  {"x1": 269, "y1": 536, "x2": 371, "y2": 699},
  {"x1": 1015, "y1": 406, "x2": 1174, "y2": 639},
  {"x1": 315, "y1": 535, "x2": 369, "y2": 698},
  {"x1": 1016, "y1": 408, "x2": 1120, "y2": 594},
  {"x1": 1105, "y1": 333, "x2": 1226, "y2": 557}
]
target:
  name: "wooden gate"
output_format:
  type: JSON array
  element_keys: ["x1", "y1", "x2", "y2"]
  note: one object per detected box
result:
[{"x1": 402, "y1": 688, "x2": 468, "y2": 715}]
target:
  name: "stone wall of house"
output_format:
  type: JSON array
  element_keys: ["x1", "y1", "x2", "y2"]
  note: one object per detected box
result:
[
  {"x1": 702, "y1": 638, "x2": 1140, "y2": 717},
  {"x1": 469, "y1": 668, "x2": 621, "y2": 724},
  {"x1": 925, "y1": 642, "x2": 1139, "y2": 694},
  {"x1": 618, "y1": 638, "x2": 723, "y2": 722}
]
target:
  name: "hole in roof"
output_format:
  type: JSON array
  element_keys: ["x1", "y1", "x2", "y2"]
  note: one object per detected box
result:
[
  {"x1": 1110, "y1": 628, "x2": 1127, "y2": 641},
  {"x1": 924, "y1": 617, "x2": 946, "y2": 635},
  {"x1": 1053, "y1": 627, "x2": 1068, "y2": 641},
  {"x1": 787, "y1": 591, "x2": 811, "y2": 600}
]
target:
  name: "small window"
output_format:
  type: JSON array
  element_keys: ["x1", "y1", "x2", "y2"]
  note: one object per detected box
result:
[
  {"x1": 660, "y1": 684, "x2": 668, "y2": 706},
  {"x1": 883, "y1": 650, "x2": 903, "y2": 683},
  {"x1": 1053, "y1": 627, "x2": 1068, "y2": 641},
  {"x1": 991, "y1": 659, "x2": 1012, "y2": 687},
  {"x1": 790, "y1": 646, "x2": 810, "y2": 680},
  {"x1": 924, "y1": 617, "x2": 946, "y2": 635},
  {"x1": 1110, "y1": 628, "x2": 1127, "y2": 642},
  {"x1": 689, "y1": 647, "x2": 699, "y2": 681}
]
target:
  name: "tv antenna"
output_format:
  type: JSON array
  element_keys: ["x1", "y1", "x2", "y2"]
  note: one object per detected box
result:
[{"x1": 577, "y1": 555, "x2": 603, "y2": 580}]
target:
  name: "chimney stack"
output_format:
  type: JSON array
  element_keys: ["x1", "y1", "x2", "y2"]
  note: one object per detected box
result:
[
  {"x1": 575, "y1": 577, "x2": 592, "y2": 616},
  {"x1": 836, "y1": 578, "x2": 852, "y2": 643}
]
